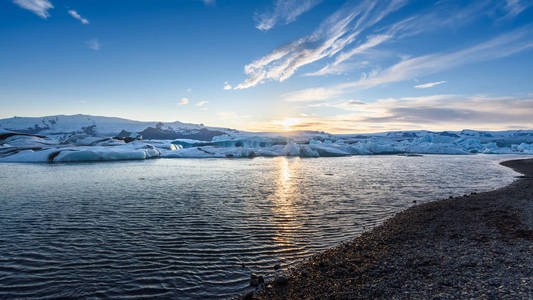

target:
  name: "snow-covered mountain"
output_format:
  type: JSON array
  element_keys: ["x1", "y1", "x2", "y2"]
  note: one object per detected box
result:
[
  {"x1": 1, "y1": 114, "x2": 532, "y2": 163},
  {"x1": 0, "y1": 114, "x2": 233, "y2": 140}
]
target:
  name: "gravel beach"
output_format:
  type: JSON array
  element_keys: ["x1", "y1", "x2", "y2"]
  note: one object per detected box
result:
[{"x1": 253, "y1": 158, "x2": 533, "y2": 299}]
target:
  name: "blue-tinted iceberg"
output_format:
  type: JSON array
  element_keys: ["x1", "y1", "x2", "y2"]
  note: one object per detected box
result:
[{"x1": 1, "y1": 115, "x2": 532, "y2": 162}]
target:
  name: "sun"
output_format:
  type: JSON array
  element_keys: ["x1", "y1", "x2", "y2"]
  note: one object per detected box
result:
[{"x1": 273, "y1": 118, "x2": 302, "y2": 131}]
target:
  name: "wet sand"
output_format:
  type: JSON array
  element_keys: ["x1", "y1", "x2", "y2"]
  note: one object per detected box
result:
[{"x1": 253, "y1": 159, "x2": 533, "y2": 299}]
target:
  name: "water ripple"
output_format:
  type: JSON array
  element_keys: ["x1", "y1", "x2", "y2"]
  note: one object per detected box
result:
[{"x1": 0, "y1": 155, "x2": 523, "y2": 298}]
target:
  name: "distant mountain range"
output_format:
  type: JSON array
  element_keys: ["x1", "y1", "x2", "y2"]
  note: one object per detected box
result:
[
  {"x1": 0, "y1": 114, "x2": 235, "y2": 141},
  {"x1": 1, "y1": 114, "x2": 532, "y2": 163}
]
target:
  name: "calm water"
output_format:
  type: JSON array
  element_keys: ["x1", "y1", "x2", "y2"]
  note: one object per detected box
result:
[{"x1": 0, "y1": 155, "x2": 525, "y2": 298}]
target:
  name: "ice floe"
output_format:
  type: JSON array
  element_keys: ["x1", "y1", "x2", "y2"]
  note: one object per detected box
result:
[{"x1": 1, "y1": 115, "x2": 532, "y2": 162}]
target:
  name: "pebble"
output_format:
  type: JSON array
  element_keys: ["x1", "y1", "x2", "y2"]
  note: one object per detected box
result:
[
  {"x1": 250, "y1": 274, "x2": 264, "y2": 287},
  {"x1": 255, "y1": 159, "x2": 533, "y2": 299}
]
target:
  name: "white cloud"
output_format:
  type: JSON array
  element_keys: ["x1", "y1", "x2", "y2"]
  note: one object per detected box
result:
[
  {"x1": 280, "y1": 94, "x2": 533, "y2": 133},
  {"x1": 12, "y1": 0, "x2": 53, "y2": 18},
  {"x1": 255, "y1": 0, "x2": 322, "y2": 31},
  {"x1": 239, "y1": 0, "x2": 519, "y2": 89},
  {"x1": 223, "y1": 82, "x2": 232, "y2": 90},
  {"x1": 202, "y1": 0, "x2": 215, "y2": 6},
  {"x1": 282, "y1": 87, "x2": 344, "y2": 102},
  {"x1": 178, "y1": 97, "x2": 189, "y2": 105},
  {"x1": 306, "y1": 2, "x2": 498, "y2": 78},
  {"x1": 235, "y1": 0, "x2": 408, "y2": 89},
  {"x1": 414, "y1": 81, "x2": 447, "y2": 89},
  {"x1": 308, "y1": 99, "x2": 366, "y2": 109},
  {"x1": 86, "y1": 39, "x2": 100, "y2": 50},
  {"x1": 344, "y1": 27, "x2": 533, "y2": 89},
  {"x1": 68, "y1": 10, "x2": 89, "y2": 24},
  {"x1": 287, "y1": 26, "x2": 533, "y2": 101},
  {"x1": 503, "y1": 0, "x2": 531, "y2": 18},
  {"x1": 196, "y1": 100, "x2": 208, "y2": 107},
  {"x1": 308, "y1": 34, "x2": 391, "y2": 76}
]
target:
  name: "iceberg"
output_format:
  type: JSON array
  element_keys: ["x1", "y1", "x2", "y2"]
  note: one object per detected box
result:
[{"x1": 1, "y1": 114, "x2": 533, "y2": 162}]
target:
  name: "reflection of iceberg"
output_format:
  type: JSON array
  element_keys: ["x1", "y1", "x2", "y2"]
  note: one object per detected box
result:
[{"x1": 1, "y1": 114, "x2": 533, "y2": 162}]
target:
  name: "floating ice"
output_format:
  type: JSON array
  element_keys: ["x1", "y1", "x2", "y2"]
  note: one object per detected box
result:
[{"x1": 1, "y1": 115, "x2": 532, "y2": 162}]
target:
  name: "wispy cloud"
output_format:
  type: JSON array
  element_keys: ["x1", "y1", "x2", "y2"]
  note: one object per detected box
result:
[
  {"x1": 202, "y1": 0, "x2": 215, "y2": 6},
  {"x1": 306, "y1": 1, "x2": 497, "y2": 77},
  {"x1": 196, "y1": 100, "x2": 208, "y2": 107},
  {"x1": 308, "y1": 99, "x2": 366, "y2": 109},
  {"x1": 285, "y1": 26, "x2": 533, "y2": 101},
  {"x1": 86, "y1": 39, "x2": 100, "y2": 50},
  {"x1": 255, "y1": 0, "x2": 322, "y2": 31},
  {"x1": 283, "y1": 87, "x2": 344, "y2": 102},
  {"x1": 306, "y1": 34, "x2": 391, "y2": 76},
  {"x1": 503, "y1": 0, "x2": 531, "y2": 18},
  {"x1": 239, "y1": 0, "x2": 514, "y2": 89},
  {"x1": 235, "y1": 0, "x2": 408, "y2": 89},
  {"x1": 414, "y1": 81, "x2": 446, "y2": 89},
  {"x1": 262, "y1": 94, "x2": 533, "y2": 133},
  {"x1": 223, "y1": 82, "x2": 232, "y2": 90},
  {"x1": 178, "y1": 97, "x2": 189, "y2": 105},
  {"x1": 68, "y1": 10, "x2": 89, "y2": 24},
  {"x1": 12, "y1": 0, "x2": 53, "y2": 18},
  {"x1": 345, "y1": 26, "x2": 533, "y2": 89}
]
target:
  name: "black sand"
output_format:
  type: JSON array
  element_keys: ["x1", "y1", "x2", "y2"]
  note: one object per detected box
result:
[{"x1": 254, "y1": 159, "x2": 533, "y2": 299}]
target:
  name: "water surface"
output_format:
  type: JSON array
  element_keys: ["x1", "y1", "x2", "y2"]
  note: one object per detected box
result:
[{"x1": 0, "y1": 155, "x2": 525, "y2": 298}]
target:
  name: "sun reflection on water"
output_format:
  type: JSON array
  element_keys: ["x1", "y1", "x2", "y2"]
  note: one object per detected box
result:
[{"x1": 270, "y1": 157, "x2": 306, "y2": 255}]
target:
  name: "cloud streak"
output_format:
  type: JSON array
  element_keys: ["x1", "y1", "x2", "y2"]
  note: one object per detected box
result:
[
  {"x1": 344, "y1": 26, "x2": 533, "y2": 89},
  {"x1": 238, "y1": 0, "x2": 518, "y2": 89},
  {"x1": 285, "y1": 26, "x2": 533, "y2": 102},
  {"x1": 12, "y1": 0, "x2": 53, "y2": 18},
  {"x1": 255, "y1": 0, "x2": 322, "y2": 31},
  {"x1": 503, "y1": 0, "x2": 531, "y2": 18},
  {"x1": 178, "y1": 97, "x2": 189, "y2": 105},
  {"x1": 259, "y1": 94, "x2": 533, "y2": 133},
  {"x1": 236, "y1": 0, "x2": 408, "y2": 89},
  {"x1": 414, "y1": 81, "x2": 446, "y2": 89},
  {"x1": 307, "y1": 34, "x2": 391, "y2": 76},
  {"x1": 86, "y1": 39, "x2": 100, "y2": 50},
  {"x1": 68, "y1": 10, "x2": 89, "y2": 24}
]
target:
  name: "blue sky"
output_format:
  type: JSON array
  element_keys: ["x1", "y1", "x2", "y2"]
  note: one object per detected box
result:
[{"x1": 1, "y1": 0, "x2": 532, "y2": 132}]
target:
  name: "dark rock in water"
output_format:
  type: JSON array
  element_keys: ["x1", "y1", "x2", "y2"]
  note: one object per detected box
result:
[
  {"x1": 0, "y1": 132, "x2": 46, "y2": 141},
  {"x1": 413, "y1": 200, "x2": 417, "y2": 203},
  {"x1": 116, "y1": 130, "x2": 132, "y2": 138},
  {"x1": 81, "y1": 124, "x2": 97, "y2": 136},
  {"x1": 139, "y1": 126, "x2": 225, "y2": 140},
  {"x1": 226, "y1": 154, "x2": 234, "y2": 158},
  {"x1": 250, "y1": 274, "x2": 264, "y2": 287},
  {"x1": 274, "y1": 264, "x2": 280, "y2": 270},
  {"x1": 243, "y1": 290, "x2": 255, "y2": 300},
  {"x1": 275, "y1": 276, "x2": 288, "y2": 285},
  {"x1": 48, "y1": 151, "x2": 61, "y2": 163},
  {"x1": 114, "y1": 130, "x2": 142, "y2": 143}
]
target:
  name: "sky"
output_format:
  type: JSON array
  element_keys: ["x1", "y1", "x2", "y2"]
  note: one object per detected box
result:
[{"x1": 1, "y1": 0, "x2": 532, "y2": 133}]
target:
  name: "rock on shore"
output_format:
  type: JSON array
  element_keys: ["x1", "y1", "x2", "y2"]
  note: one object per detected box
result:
[{"x1": 256, "y1": 159, "x2": 533, "y2": 299}]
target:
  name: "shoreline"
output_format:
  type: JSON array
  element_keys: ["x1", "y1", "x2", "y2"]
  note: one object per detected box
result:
[{"x1": 252, "y1": 158, "x2": 533, "y2": 299}]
